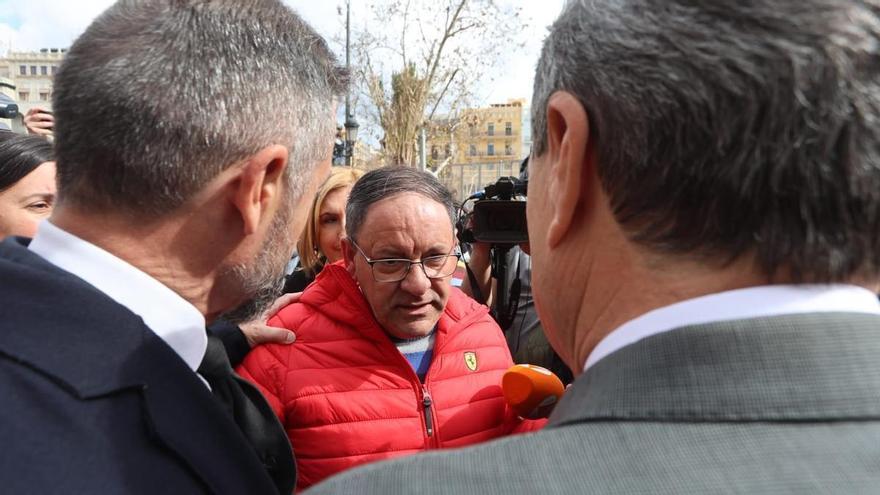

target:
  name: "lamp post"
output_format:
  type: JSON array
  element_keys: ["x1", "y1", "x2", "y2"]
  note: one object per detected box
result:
[
  {"x1": 344, "y1": 114, "x2": 359, "y2": 166},
  {"x1": 343, "y1": 0, "x2": 359, "y2": 166}
]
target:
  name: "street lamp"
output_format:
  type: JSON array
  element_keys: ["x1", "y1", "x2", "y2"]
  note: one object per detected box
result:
[
  {"x1": 343, "y1": 0, "x2": 359, "y2": 167},
  {"x1": 344, "y1": 113, "x2": 359, "y2": 166}
]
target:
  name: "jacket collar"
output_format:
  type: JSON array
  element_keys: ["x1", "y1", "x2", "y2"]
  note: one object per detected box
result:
[
  {"x1": 549, "y1": 312, "x2": 880, "y2": 428},
  {"x1": 0, "y1": 237, "x2": 157, "y2": 396}
]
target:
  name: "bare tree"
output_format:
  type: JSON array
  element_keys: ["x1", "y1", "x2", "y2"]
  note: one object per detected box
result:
[{"x1": 349, "y1": 0, "x2": 527, "y2": 167}]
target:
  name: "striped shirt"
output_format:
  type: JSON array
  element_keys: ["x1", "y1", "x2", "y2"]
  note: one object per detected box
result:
[{"x1": 392, "y1": 330, "x2": 436, "y2": 382}]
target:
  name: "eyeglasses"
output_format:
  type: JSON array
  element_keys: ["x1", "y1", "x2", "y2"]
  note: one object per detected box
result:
[{"x1": 349, "y1": 238, "x2": 461, "y2": 283}]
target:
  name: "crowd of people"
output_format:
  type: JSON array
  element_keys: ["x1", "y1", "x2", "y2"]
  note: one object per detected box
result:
[{"x1": 3, "y1": 0, "x2": 880, "y2": 493}]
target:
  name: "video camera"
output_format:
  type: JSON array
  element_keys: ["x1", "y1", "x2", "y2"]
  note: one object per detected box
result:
[
  {"x1": 0, "y1": 102, "x2": 19, "y2": 120},
  {"x1": 457, "y1": 176, "x2": 528, "y2": 245},
  {"x1": 456, "y1": 174, "x2": 528, "y2": 331}
]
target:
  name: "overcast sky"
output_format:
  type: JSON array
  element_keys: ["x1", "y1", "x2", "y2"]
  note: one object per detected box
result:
[{"x1": 0, "y1": 0, "x2": 564, "y2": 105}]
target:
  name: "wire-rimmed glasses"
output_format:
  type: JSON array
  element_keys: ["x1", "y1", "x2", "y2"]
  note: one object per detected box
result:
[{"x1": 349, "y1": 238, "x2": 461, "y2": 283}]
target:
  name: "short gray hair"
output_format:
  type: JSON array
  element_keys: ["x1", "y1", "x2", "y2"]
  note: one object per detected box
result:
[
  {"x1": 532, "y1": 0, "x2": 880, "y2": 283},
  {"x1": 346, "y1": 166, "x2": 456, "y2": 241},
  {"x1": 53, "y1": 0, "x2": 347, "y2": 215}
]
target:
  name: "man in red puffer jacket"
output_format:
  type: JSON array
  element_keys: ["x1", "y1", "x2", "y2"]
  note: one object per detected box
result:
[{"x1": 238, "y1": 167, "x2": 544, "y2": 491}]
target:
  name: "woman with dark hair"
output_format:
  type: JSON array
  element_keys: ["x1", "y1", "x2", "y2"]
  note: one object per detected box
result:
[{"x1": 0, "y1": 134, "x2": 55, "y2": 239}]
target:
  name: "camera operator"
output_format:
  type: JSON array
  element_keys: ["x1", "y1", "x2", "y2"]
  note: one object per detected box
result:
[{"x1": 460, "y1": 163, "x2": 573, "y2": 384}]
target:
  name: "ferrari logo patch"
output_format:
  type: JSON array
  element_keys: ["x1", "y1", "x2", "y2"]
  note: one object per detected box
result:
[{"x1": 464, "y1": 351, "x2": 478, "y2": 372}]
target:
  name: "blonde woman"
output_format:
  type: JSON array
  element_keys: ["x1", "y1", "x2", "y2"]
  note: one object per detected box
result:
[{"x1": 284, "y1": 167, "x2": 364, "y2": 293}]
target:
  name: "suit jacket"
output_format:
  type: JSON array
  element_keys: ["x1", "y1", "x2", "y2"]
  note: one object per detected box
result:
[
  {"x1": 306, "y1": 312, "x2": 880, "y2": 494},
  {"x1": 0, "y1": 238, "x2": 282, "y2": 494}
]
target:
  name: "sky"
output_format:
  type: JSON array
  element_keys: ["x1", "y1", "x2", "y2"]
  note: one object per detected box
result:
[{"x1": 0, "y1": 0, "x2": 565, "y2": 104}]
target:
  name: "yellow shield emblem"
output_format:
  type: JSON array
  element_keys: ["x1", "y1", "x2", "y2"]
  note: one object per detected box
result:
[{"x1": 464, "y1": 351, "x2": 478, "y2": 372}]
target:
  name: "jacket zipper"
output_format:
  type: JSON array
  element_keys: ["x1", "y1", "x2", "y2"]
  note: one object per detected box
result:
[
  {"x1": 365, "y1": 305, "x2": 488, "y2": 449},
  {"x1": 422, "y1": 385, "x2": 434, "y2": 437},
  {"x1": 414, "y1": 310, "x2": 488, "y2": 446}
]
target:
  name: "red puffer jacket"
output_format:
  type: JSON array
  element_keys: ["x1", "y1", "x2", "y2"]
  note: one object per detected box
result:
[{"x1": 237, "y1": 263, "x2": 544, "y2": 491}]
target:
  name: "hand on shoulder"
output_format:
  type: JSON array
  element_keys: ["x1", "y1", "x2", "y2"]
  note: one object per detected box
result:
[{"x1": 240, "y1": 292, "x2": 302, "y2": 347}]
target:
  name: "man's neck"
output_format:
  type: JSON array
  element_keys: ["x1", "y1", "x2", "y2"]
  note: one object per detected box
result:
[
  {"x1": 570, "y1": 252, "x2": 774, "y2": 374},
  {"x1": 50, "y1": 207, "x2": 217, "y2": 317}
]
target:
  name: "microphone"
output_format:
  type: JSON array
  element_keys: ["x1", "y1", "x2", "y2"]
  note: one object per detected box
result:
[{"x1": 502, "y1": 364, "x2": 565, "y2": 419}]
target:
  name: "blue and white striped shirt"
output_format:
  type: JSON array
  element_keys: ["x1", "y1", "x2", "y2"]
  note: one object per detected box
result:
[{"x1": 392, "y1": 330, "x2": 436, "y2": 382}]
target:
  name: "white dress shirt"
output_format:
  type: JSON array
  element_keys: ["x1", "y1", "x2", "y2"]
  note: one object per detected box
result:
[
  {"x1": 584, "y1": 284, "x2": 880, "y2": 372},
  {"x1": 29, "y1": 221, "x2": 208, "y2": 374}
]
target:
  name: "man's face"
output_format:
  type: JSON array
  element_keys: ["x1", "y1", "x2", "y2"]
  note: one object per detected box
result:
[
  {"x1": 344, "y1": 193, "x2": 455, "y2": 340},
  {"x1": 224, "y1": 159, "x2": 331, "y2": 322}
]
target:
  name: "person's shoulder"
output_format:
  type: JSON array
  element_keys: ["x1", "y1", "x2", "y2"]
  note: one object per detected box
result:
[
  {"x1": 0, "y1": 237, "x2": 64, "y2": 286},
  {"x1": 441, "y1": 288, "x2": 506, "y2": 350},
  {"x1": 306, "y1": 409, "x2": 880, "y2": 494},
  {"x1": 304, "y1": 425, "x2": 587, "y2": 494},
  {"x1": 270, "y1": 300, "x2": 313, "y2": 330},
  {"x1": 0, "y1": 354, "x2": 243, "y2": 494},
  {"x1": 0, "y1": 245, "x2": 166, "y2": 401},
  {"x1": 444, "y1": 287, "x2": 492, "y2": 321}
]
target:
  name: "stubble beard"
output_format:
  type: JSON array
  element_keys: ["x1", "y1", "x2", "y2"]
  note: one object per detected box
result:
[{"x1": 221, "y1": 196, "x2": 294, "y2": 324}]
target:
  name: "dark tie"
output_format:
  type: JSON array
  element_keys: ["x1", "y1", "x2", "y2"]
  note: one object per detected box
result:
[{"x1": 197, "y1": 335, "x2": 295, "y2": 494}]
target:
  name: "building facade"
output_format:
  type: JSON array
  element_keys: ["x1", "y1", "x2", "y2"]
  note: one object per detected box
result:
[
  {"x1": 437, "y1": 160, "x2": 522, "y2": 203},
  {"x1": 428, "y1": 98, "x2": 530, "y2": 202},
  {"x1": 0, "y1": 49, "x2": 66, "y2": 115},
  {"x1": 427, "y1": 98, "x2": 528, "y2": 167}
]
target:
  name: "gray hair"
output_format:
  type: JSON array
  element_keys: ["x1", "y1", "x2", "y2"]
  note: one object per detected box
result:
[
  {"x1": 532, "y1": 0, "x2": 880, "y2": 282},
  {"x1": 345, "y1": 166, "x2": 456, "y2": 241},
  {"x1": 53, "y1": 0, "x2": 347, "y2": 215}
]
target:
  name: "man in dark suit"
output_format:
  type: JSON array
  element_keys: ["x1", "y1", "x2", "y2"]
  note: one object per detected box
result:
[
  {"x1": 308, "y1": 1, "x2": 880, "y2": 493},
  {"x1": 0, "y1": 1, "x2": 345, "y2": 493}
]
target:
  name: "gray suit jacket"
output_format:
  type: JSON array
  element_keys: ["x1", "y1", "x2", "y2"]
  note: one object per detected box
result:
[{"x1": 305, "y1": 312, "x2": 880, "y2": 494}]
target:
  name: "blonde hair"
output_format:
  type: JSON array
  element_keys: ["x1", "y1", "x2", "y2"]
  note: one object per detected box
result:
[{"x1": 297, "y1": 167, "x2": 365, "y2": 276}]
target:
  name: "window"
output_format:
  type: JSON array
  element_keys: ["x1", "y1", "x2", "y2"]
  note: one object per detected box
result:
[
  {"x1": 30, "y1": 66, "x2": 37, "y2": 75},
  {"x1": 469, "y1": 144, "x2": 477, "y2": 156},
  {"x1": 18, "y1": 91, "x2": 29, "y2": 101},
  {"x1": 40, "y1": 66, "x2": 47, "y2": 76},
  {"x1": 469, "y1": 124, "x2": 477, "y2": 137},
  {"x1": 19, "y1": 65, "x2": 26, "y2": 75},
  {"x1": 505, "y1": 122, "x2": 512, "y2": 136},
  {"x1": 487, "y1": 123, "x2": 495, "y2": 136},
  {"x1": 431, "y1": 146, "x2": 438, "y2": 160},
  {"x1": 505, "y1": 142, "x2": 513, "y2": 155},
  {"x1": 39, "y1": 92, "x2": 49, "y2": 101},
  {"x1": 444, "y1": 144, "x2": 451, "y2": 157},
  {"x1": 487, "y1": 143, "x2": 495, "y2": 156},
  {"x1": 51, "y1": 66, "x2": 58, "y2": 75}
]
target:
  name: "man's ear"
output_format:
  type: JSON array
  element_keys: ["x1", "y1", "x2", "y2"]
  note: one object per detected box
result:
[
  {"x1": 341, "y1": 237, "x2": 357, "y2": 276},
  {"x1": 544, "y1": 91, "x2": 590, "y2": 248},
  {"x1": 230, "y1": 145, "x2": 289, "y2": 235}
]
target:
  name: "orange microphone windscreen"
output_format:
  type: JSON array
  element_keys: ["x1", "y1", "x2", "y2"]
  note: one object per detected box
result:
[{"x1": 502, "y1": 364, "x2": 565, "y2": 419}]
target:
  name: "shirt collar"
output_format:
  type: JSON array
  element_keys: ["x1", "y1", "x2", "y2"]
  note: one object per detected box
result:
[
  {"x1": 29, "y1": 220, "x2": 207, "y2": 372},
  {"x1": 584, "y1": 284, "x2": 880, "y2": 372}
]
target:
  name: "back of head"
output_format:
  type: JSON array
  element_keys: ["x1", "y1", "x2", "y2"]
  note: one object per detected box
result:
[
  {"x1": 0, "y1": 135, "x2": 54, "y2": 193},
  {"x1": 345, "y1": 166, "x2": 456, "y2": 241},
  {"x1": 53, "y1": 0, "x2": 346, "y2": 216},
  {"x1": 533, "y1": 0, "x2": 880, "y2": 283}
]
